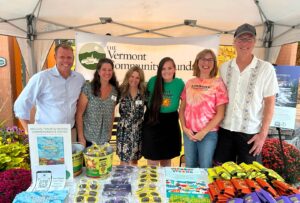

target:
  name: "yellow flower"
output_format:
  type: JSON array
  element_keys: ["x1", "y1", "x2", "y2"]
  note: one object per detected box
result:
[{"x1": 6, "y1": 138, "x2": 11, "y2": 144}]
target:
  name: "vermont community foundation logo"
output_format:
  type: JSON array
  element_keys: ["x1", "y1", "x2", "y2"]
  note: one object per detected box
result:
[{"x1": 79, "y1": 43, "x2": 106, "y2": 70}]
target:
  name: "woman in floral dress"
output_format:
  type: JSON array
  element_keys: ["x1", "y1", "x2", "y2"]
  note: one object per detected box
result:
[{"x1": 116, "y1": 66, "x2": 146, "y2": 165}]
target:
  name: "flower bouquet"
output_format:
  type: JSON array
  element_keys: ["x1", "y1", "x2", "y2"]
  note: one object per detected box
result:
[{"x1": 262, "y1": 138, "x2": 300, "y2": 184}]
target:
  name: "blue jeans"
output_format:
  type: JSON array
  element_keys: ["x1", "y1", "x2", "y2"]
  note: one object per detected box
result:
[{"x1": 183, "y1": 131, "x2": 218, "y2": 168}]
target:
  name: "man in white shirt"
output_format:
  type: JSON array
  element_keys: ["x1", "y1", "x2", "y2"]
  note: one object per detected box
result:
[
  {"x1": 14, "y1": 43, "x2": 85, "y2": 140},
  {"x1": 214, "y1": 23, "x2": 279, "y2": 164}
]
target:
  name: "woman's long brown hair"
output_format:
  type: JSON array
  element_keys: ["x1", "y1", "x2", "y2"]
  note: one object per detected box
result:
[{"x1": 148, "y1": 57, "x2": 176, "y2": 125}]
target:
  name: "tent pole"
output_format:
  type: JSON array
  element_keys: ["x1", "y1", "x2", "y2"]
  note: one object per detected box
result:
[
  {"x1": 254, "y1": 0, "x2": 273, "y2": 61},
  {"x1": 21, "y1": 53, "x2": 27, "y2": 86},
  {"x1": 272, "y1": 23, "x2": 300, "y2": 42},
  {"x1": 112, "y1": 21, "x2": 172, "y2": 37},
  {"x1": 254, "y1": 0, "x2": 268, "y2": 22},
  {"x1": 0, "y1": 17, "x2": 27, "y2": 33},
  {"x1": 26, "y1": 14, "x2": 37, "y2": 75},
  {"x1": 263, "y1": 21, "x2": 274, "y2": 61}
]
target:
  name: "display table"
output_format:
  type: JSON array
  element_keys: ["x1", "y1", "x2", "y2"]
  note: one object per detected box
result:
[
  {"x1": 65, "y1": 166, "x2": 210, "y2": 203},
  {"x1": 65, "y1": 167, "x2": 167, "y2": 203}
]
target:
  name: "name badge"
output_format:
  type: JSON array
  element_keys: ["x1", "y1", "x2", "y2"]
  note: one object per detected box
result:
[
  {"x1": 136, "y1": 100, "x2": 143, "y2": 105},
  {"x1": 111, "y1": 95, "x2": 117, "y2": 101}
]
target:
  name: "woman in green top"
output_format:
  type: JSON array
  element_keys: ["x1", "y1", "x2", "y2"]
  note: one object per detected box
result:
[
  {"x1": 76, "y1": 58, "x2": 119, "y2": 147},
  {"x1": 142, "y1": 57, "x2": 185, "y2": 166}
]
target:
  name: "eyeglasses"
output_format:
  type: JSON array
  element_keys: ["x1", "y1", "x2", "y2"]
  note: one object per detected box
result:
[
  {"x1": 138, "y1": 192, "x2": 162, "y2": 203},
  {"x1": 111, "y1": 178, "x2": 129, "y2": 184},
  {"x1": 139, "y1": 178, "x2": 158, "y2": 183},
  {"x1": 105, "y1": 197, "x2": 129, "y2": 203},
  {"x1": 137, "y1": 191, "x2": 162, "y2": 201},
  {"x1": 140, "y1": 170, "x2": 157, "y2": 175},
  {"x1": 102, "y1": 184, "x2": 132, "y2": 197},
  {"x1": 78, "y1": 182, "x2": 99, "y2": 190},
  {"x1": 111, "y1": 172, "x2": 130, "y2": 178},
  {"x1": 140, "y1": 196, "x2": 162, "y2": 202},
  {"x1": 199, "y1": 58, "x2": 214, "y2": 63},
  {"x1": 77, "y1": 190, "x2": 98, "y2": 196},
  {"x1": 236, "y1": 37, "x2": 255, "y2": 43},
  {"x1": 139, "y1": 173, "x2": 157, "y2": 178},
  {"x1": 141, "y1": 165, "x2": 157, "y2": 170},
  {"x1": 138, "y1": 183, "x2": 157, "y2": 189},
  {"x1": 75, "y1": 195, "x2": 98, "y2": 203}
]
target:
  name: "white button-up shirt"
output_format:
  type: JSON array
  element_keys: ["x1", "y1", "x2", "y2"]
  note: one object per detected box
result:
[
  {"x1": 219, "y1": 56, "x2": 279, "y2": 134},
  {"x1": 14, "y1": 66, "x2": 85, "y2": 127}
]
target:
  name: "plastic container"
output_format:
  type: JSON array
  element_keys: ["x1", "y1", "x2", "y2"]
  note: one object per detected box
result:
[
  {"x1": 83, "y1": 144, "x2": 113, "y2": 178},
  {"x1": 72, "y1": 143, "x2": 85, "y2": 177}
]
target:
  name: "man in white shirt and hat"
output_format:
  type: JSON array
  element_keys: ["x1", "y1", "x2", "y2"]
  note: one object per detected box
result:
[{"x1": 214, "y1": 23, "x2": 279, "y2": 164}]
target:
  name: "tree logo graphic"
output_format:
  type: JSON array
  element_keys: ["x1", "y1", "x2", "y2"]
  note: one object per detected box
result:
[{"x1": 79, "y1": 43, "x2": 106, "y2": 70}]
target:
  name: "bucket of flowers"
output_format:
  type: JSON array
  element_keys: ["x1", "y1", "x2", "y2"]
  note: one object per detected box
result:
[{"x1": 262, "y1": 138, "x2": 300, "y2": 184}]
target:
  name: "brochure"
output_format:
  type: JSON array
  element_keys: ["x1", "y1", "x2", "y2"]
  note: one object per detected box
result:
[
  {"x1": 165, "y1": 167, "x2": 210, "y2": 203},
  {"x1": 28, "y1": 124, "x2": 73, "y2": 190}
]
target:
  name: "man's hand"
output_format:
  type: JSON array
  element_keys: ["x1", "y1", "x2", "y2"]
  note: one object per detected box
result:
[
  {"x1": 247, "y1": 132, "x2": 268, "y2": 156},
  {"x1": 248, "y1": 95, "x2": 275, "y2": 156}
]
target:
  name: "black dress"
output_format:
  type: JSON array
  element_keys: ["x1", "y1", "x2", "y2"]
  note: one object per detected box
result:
[{"x1": 141, "y1": 110, "x2": 182, "y2": 160}]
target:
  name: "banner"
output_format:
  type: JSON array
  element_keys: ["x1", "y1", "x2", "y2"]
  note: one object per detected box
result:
[
  {"x1": 75, "y1": 32, "x2": 220, "y2": 82},
  {"x1": 271, "y1": 66, "x2": 300, "y2": 129}
]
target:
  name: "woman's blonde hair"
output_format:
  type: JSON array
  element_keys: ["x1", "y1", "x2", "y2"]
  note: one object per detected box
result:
[
  {"x1": 192, "y1": 49, "x2": 218, "y2": 78},
  {"x1": 119, "y1": 66, "x2": 146, "y2": 98}
]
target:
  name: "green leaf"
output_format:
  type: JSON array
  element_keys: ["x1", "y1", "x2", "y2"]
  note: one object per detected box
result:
[{"x1": 11, "y1": 157, "x2": 24, "y2": 164}]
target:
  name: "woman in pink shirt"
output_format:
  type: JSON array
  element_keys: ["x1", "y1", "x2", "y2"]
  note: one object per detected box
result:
[{"x1": 179, "y1": 49, "x2": 228, "y2": 168}]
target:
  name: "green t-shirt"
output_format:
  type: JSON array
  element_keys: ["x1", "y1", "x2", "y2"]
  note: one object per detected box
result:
[{"x1": 147, "y1": 76, "x2": 185, "y2": 113}]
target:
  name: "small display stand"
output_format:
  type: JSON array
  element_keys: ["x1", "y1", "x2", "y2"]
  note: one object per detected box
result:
[{"x1": 27, "y1": 124, "x2": 73, "y2": 191}]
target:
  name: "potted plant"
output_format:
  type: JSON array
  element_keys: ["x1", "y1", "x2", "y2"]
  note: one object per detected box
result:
[
  {"x1": 0, "y1": 115, "x2": 31, "y2": 202},
  {"x1": 0, "y1": 168, "x2": 31, "y2": 203},
  {"x1": 262, "y1": 138, "x2": 300, "y2": 184},
  {"x1": 0, "y1": 126, "x2": 30, "y2": 171}
]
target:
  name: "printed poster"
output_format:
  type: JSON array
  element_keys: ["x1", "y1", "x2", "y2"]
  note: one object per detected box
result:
[
  {"x1": 165, "y1": 167, "x2": 210, "y2": 203},
  {"x1": 28, "y1": 124, "x2": 73, "y2": 184},
  {"x1": 271, "y1": 66, "x2": 300, "y2": 129},
  {"x1": 38, "y1": 136, "x2": 64, "y2": 165}
]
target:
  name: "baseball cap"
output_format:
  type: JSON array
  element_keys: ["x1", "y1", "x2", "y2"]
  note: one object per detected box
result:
[{"x1": 234, "y1": 23, "x2": 256, "y2": 38}]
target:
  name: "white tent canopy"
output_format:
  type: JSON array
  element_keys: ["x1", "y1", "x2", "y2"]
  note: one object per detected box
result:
[{"x1": 1, "y1": 0, "x2": 300, "y2": 77}]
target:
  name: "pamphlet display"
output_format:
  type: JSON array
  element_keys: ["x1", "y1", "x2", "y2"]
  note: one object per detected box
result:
[{"x1": 27, "y1": 124, "x2": 73, "y2": 191}]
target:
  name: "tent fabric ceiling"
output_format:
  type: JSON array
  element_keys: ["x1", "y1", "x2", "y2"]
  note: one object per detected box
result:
[{"x1": 1, "y1": 0, "x2": 300, "y2": 46}]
